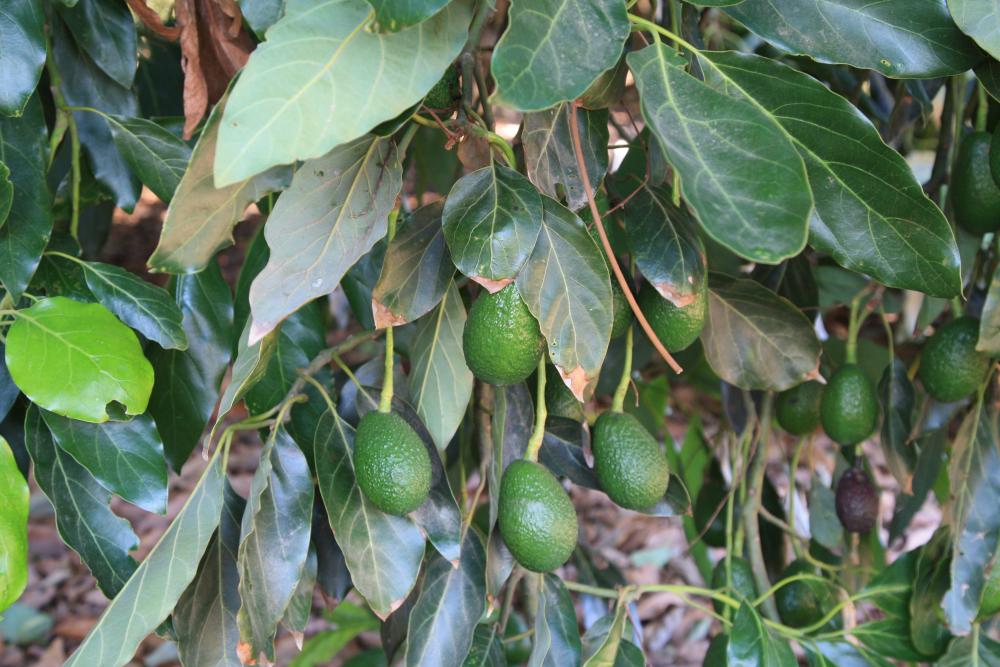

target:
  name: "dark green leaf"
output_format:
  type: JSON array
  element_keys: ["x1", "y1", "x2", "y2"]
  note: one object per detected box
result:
[
  {"x1": 890, "y1": 430, "x2": 946, "y2": 541},
  {"x1": 529, "y1": 573, "x2": 582, "y2": 667},
  {"x1": 939, "y1": 634, "x2": 1000, "y2": 667},
  {"x1": 579, "y1": 56, "x2": 628, "y2": 109},
  {"x1": 368, "y1": 0, "x2": 451, "y2": 31},
  {"x1": 248, "y1": 135, "x2": 402, "y2": 341},
  {"x1": 0, "y1": 0, "x2": 45, "y2": 115},
  {"x1": 540, "y1": 417, "x2": 597, "y2": 489},
  {"x1": 911, "y1": 529, "x2": 953, "y2": 658},
  {"x1": 105, "y1": 115, "x2": 191, "y2": 203},
  {"x1": 582, "y1": 608, "x2": 629, "y2": 667},
  {"x1": 242, "y1": 0, "x2": 286, "y2": 39},
  {"x1": 0, "y1": 436, "x2": 28, "y2": 614},
  {"x1": 282, "y1": 544, "x2": 317, "y2": 640},
  {"x1": 491, "y1": 0, "x2": 629, "y2": 111},
  {"x1": 289, "y1": 602, "x2": 380, "y2": 667},
  {"x1": 700, "y1": 277, "x2": 821, "y2": 391},
  {"x1": 878, "y1": 358, "x2": 917, "y2": 486},
  {"x1": 809, "y1": 478, "x2": 843, "y2": 551},
  {"x1": 215, "y1": 0, "x2": 471, "y2": 185},
  {"x1": 976, "y1": 59, "x2": 1000, "y2": 102},
  {"x1": 56, "y1": 0, "x2": 137, "y2": 87},
  {"x1": 805, "y1": 641, "x2": 894, "y2": 667},
  {"x1": 726, "y1": 0, "x2": 981, "y2": 77},
  {"x1": 0, "y1": 163, "x2": 11, "y2": 228},
  {"x1": 853, "y1": 618, "x2": 926, "y2": 662},
  {"x1": 219, "y1": 322, "x2": 279, "y2": 416},
  {"x1": 463, "y1": 624, "x2": 505, "y2": 667},
  {"x1": 0, "y1": 344, "x2": 18, "y2": 426},
  {"x1": 245, "y1": 301, "x2": 325, "y2": 415},
  {"x1": 628, "y1": 44, "x2": 811, "y2": 264},
  {"x1": 312, "y1": 497, "x2": 353, "y2": 600},
  {"x1": 443, "y1": 163, "x2": 543, "y2": 290},
  {"x1": 727, "y1": 602, "x2": 797, "y2": 666}
]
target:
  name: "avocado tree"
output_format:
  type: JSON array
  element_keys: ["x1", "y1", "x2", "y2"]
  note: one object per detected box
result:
[{"x1": 3, "y1": 0, "x2": 1000, "y2": 664}]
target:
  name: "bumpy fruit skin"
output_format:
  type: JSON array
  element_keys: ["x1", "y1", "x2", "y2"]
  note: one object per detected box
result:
[
  {"x1": 919, "y1": 316, "x2": 990, "y2": 403},
  {"x1": 498, "y1": 460, "x2": 578, "y2": 572},
  {"x1": 820, "y1": 365, "x2": 878, "y2": 446},
  {"x1": 638, "y1": 281, "x2": 706, "y2": 352},
  {"x1": 711, "y1": 557, "x2": 757, "y2": 615},
  {"x1": 609, "y1": 280, "x2": 633, "y2": 339},
  {"x1": 353, "y1": 412, "x2": 432, "y2": 516},
  {"x1": 423, "y1": 67, "x2": 460, "y2": 111},
  {"x1": 545, "y1": 363, "x2": 583, "y2": 422},
  {"x1": 702, "y1": 634, "x2": 728, "y2": 667},
  {"x1": 592, "y1": 411, "x2": 669, "y2": 510},
  {"x1": 463, "y1": 285, "x2": 544, "y2": 386},
  {"x1": 776, "y1": 381, "x2": 823, "y2": 436},
  {"x1": 979, "y1": 563, "x2": 1000, "y2": 620},
  {"x1": 953, "y1": 132, "x2": 1000, "y2": 235},
  {"x1": 834, "y1": 467, "x2": 879, "y2": 533},
  {"x1": 775, "y1": 559, "x2": 837, "y2": 630}
]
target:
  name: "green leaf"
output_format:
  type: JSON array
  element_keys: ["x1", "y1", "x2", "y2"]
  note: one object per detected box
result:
[
  {"x1": 404, "y1": 530, "x2": 487, "y2": 667},
  {"x1": 443, "y1": 163, "x2": 543, "y2": 290},
  {"x1": 529, "y1": 573, "x2": 582, "y2": 667},
  {"x1": 5, "y1": 297, "x2": 154, "y2": 423},
  {"x1": 241, "y1": 0, "x2": 286, "y2": 39},
  {"x1": 890, "y1": 430, "x2": 946, "y2": 541},
  {"x1": 313, "y1": 405, "x2": 425, "y2": 618},
  {"x1": 64, "y1": 442, "x2": 226, "y2": 667},
  {"x1": 56, "y1": 0, "x2": 137, "y2": 87},
  {"x1": 148, "y1": 94, "x2": 292, "y2": 274},
  {"x1": 373, "y1": 201, "x2": 453, "y2": 327},
  {"x1": 805, "y1": 641, "x2": 895, "y2": 667},
  {"x1": 237, "y1": 429, "x2": 315, "y2": 663},
  {"x1": 522, "y1": 104, "x2": 610, "y2": 211},
  {"x1": 215, "y1": 0, "x2": 472, "y2": 185},
  {"x1": 409, "y1": 282, "x2": 474, "y2": 451},
  {"x1": 367, "y1": 0, "x2": 451, "y2": 31},
  {"x1": 174, "y1": 483, "x2": 246, "y2": 667},
  {"x1": 949, "y1": 0, "x2": 1000, "y2": 59},
  {"x1": 939, "y1": 633, "x2": 1000, "y2": 667},
  {"x1": 105, "y1": 115, "x2": 191, "y2": 204},
  {"x1": 245, "y1": 301, "x2": 325, "y2": 415},
  {"x1": 980, "y1": 264, "x2": 1000, "y2": 354},
  {"x1": 0, "y1": 436, "x2": 28, "y2": 615},
  {"x1": 147, "y1": 265, "x2": 234, "y2": 471},
  {"x1": 943, "y1": 401, "x2": 1000, "y2": 634},
  {"x1": 0, "y1": 163, "x2": 12, "y2": 229},
  {"x1": 489, "y1": 383, "x2": 532, "y2": 529},
  {"x1": 911, "y1": 530, "x2": 953, "y2": 658},
  {"x1": 977, "y1": 59, "x2": 1000, "y2": 102},
  {"x1": 628, "y1": 44, "x2": 812, "y2": 264},
  {"x1": 0, "y1": 0, "x2": 45, "y2": 115},
  {"x1": 809, "y1": 478, "x2": 843, "y2": 551},
  {"x1": 878, "y1": 358, "x2": 917, "y2": 486},
  {"x1": 0, "y1": 95, "x2": 53, "y2": 299},
  {"x1": 540, "y1": 417, "x2": 597, "y2": 489},
  {"x1": 40, "y1": 410, "x2": 168, "y2": 514},
  {"x1": 24, "y1": 405, "x2": 138, "y2": 597},
  {"x1": 516, "y1": 197, "x2": 612, "y2": 401},
  {"x1": 699, "y1": 50, "x2": 961, "y2": 298},
  {"x1": 700, "y1": 277, "x2": 821, "y2": 391},
  {"x1": 248, "y1": 135, "x2": 402, "y2": 341},
  {"x1": 728, "y1": 602, "x2": 797, "y2": 666},
  {"x1": 282, "y1": 544, "x2": 317, "y2": 641},
  {"x1": 491, "y1": 0, "x2": 629, "y2": 111},
  {"x1": 727, "y1": 0, "x2": 982, "y2": 78},
  {"x1": 218, "y1": 322, "x2": 279, "y2": 416},
  {"x1": 582, "y1": 607, "x2": 628, "y2": 667},
  {"x1": 289, "y1": 602, "x2": 381, "y2": 667},
  {"x1": 463, "y1": 624, "x2": 506, "y2": 667}
]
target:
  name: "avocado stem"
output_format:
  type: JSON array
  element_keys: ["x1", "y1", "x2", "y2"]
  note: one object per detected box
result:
[
  {"x1": 378, "y1": 208, "x2": 401, "y2": 414},
  {"x1": 611, "y1": 326, "x2": 634, "y2": 412},
  {"x1": 524, "y1": 358, "x2": 548, "y2": 462}
]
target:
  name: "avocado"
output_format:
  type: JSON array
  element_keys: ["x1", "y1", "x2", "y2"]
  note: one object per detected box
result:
[
  {"x1": 424, "y1": 66, "x2": 460, "y2": 111},
  {"x1": 980, "y1": 562, "x2": 1000, "y2": 620},
  {"x1": 953, "y1": 131, "x2": 1000, "y2": 235},
  {"x1": 592, "y1": 410, "x2": 670, "y2": 510},
  {"x1": 776, "y1": 381, "x2": 823, "y2": 436},
  {"x1": 498, "y1": 459, "x2": 578, "y2": 572},
  {"x1": 609, "y1": 280, "x2": 633, "y2": 339},
  {"x1": 637, "y1": 280, "x2": 706, "y2": 352},
  {"x1": 820, "y1": 365, "x2": 878, "y2": 446},
  {"x1": 463, "y1": 285, "x2": 544, "y2": 386},
  {"x1": 775, "y1": 559, "x2": 838, "y2": 630},
  {"x1": 711, "y1": 557, "x2": 758, "y2": 615},
  {"x1": 702, "y1": 634, "x2": 728, "y2": 667},
  {"x1": 834, "y1": 466, "x2": 879, "y2": 533},
  {"x1": 353, "y1": 411, "x2": 432, "y2": 516},
  {"x1": 544, "y1": 363, "x2": 584, "y2": 422},
  {"x1": 919, "y1": 316, "x2": 990, "y2": 403}
]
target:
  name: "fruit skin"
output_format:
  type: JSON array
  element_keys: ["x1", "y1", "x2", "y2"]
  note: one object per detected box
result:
[
  {"x1": 637, "y1": 281, "x2": 706, "y2": 352},
  {"x1": 353, "y1": 411, "x2": 432, "y2": 516},
  {"x1": 834, "y1": 466, "x2": 879, "y2": 533},
  {"x1": 979, "y1": 563, "x2": 1000, "y2": 620},
  {"x1": 498, "y1": 460, "x2": 578, "y2": 573},
  {"x1": 544, "y1": 363, "x2": 584, "y2": 422},
  {"x1": 820, "y1": 365, "x2": 878, "y2": 446},
  {"x1": 592, "y1": 411, "x2": 669, "y2": 510},
  {"x1": 423, "y1": 66, "x2": 460, "y2": 111},
  {"x1": 919, "y1": 316, "x2": 990, "y2": 403},
  {"x1": 711, "y1": 557, "x2": 757, "y2": 615},
  {"x1": 463, "y1": 285, "x2": 544, "y2": 386},
  {"x1": 609, "y1": 280, "x2": 633, "y2": 339},
  {"x1": 776, "y1": 381, "x2": 823, "y2": 436},
  {"x1": 953, "y1": 131, "x2": 1000, "y2": 235},
  {"x1": 775, "y1": 559, "x2": 837, "y2": 630},
  {"x1": 702, "y1": 634, "x2": 728, "y2": 667}
]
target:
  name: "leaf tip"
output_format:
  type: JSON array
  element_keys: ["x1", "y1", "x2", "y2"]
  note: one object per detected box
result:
[
  {"x1": 472, "y1": 276, "x2": 513, "y2": 293},
  {"x1": 247, "y1": 319, "x2": 275, "y2": 346}
]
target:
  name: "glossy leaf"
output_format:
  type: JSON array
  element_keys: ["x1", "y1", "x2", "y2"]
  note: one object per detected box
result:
[
  {"x1": 148, "y1": 94, "x2": 291, "y2": 274},
  {"x1": 288, "y1": 602, "x2": 380, "y2": 667},
  {"x1": 890, "y1": 430, "x2": 947, "y2": 542},
  {"x1": 700, "y1": 277, "x2": 821, "y2": 391},
  {"x1": 809, "y1": 479, "x2": 843, "y2": 551},
  {"x1": 282, "y1": 544, "x2": 317, "y2": 641},
  {"x1": 56, "y1": 0, "x2": 137, "y2": 87},
  {"x1": 949, "y1": 1, "x2": 1000, "y2": 60},
  {"x1": 516, "y1": 197, "x2": 612, "y2": 400},
  {"x1": 529, "y1": 573, "x2": 582, "y2": 667},
  {"x1": 582, "y1": 607, "x2": 628, "y2": 667},
  {"x1": 373, "y1": 201, "x2": 453, "y2": 327},
  {"x1": 490, "y1": 384, "x2": 533, "y2": 529},
  {"x1": 628, "y1": 44, "x2": 812, "y2": 264},
  {"x1": 0, "y1": 95, "x2": 52, "y2": 299},
  {"x1": 248, "y1": 135, "x2": 402, "y2": 342},
  {"x1": 41, "y1": 410, "x2": 168, "y2": 514},
  {"x1": 540, "y1": 417, "x2": 597, "y2": 489},
  {"x1": 5, "y1": 297, "x2": 154, "y2": 423},
  {"x1": 728, "y1": 603, "x2": 797, "y2": 666},
  {"x1": 727, "y1": 0, "x2": 981, "y2": 78},
  {"x1": 241, "y1": 0, "x2": 286, "y2": 38},
  {"x1": 404, "y1": 531, "x2": 487, "y2": 667},
  {"x1": 218, "y1": 322, "x2": 279, "y2": 416},
  {"x1": 0, "y1": 0, "x2": 45, "y2": 115},
  {"x1": 237, "y1": 429, "x2": 314, "y2": 663},
  {"x1": 215, "y1": 0, "x2": 472, "y2": 185},
  {"x1": 24, "y1": 405, "x2": 138, "y2": 598},
  {"x1": 491, "y1": 0, "x2": 629, "y2": 111},
  {"x1": 106, "y1": 114, "x2": 191, "y2": 203},
  {"x1": 878, "y1": 358, "x2": 917, "y2": 486},
  {"x1": 443, "y1": 163, "x2": 543, "y2": 291},
  {"x1": 463, "y1": 624, "x2": 506, "y2": 667},
  {"x1": 0, "y1": 436, "x2": 28, "y2": 614},
  {"x1": 64, "y1": 445, "x2": 226, "y2": 667},
  {"x1": 245, "y1": 301, "x2": 325, "y2": 415},
  {"x1": 522, "y1": 104, "x2": 610, "y2": 211},
  {"x1": 368, "y1": 0, "x2": 451, "y2": 31}
]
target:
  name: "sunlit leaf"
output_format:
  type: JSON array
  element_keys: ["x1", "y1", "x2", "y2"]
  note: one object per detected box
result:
[{"x1": 0, "y1": 436, "x2": 28, "y2": 614}]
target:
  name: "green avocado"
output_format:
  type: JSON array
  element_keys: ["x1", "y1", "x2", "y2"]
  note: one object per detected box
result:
[
  {"x1": 919, "y1": 316, "x2": 990, "y2": 403},
  {"x1": 980, "y1": 562, "x2": 1000, "y2": 620},
  {"x1": 820, "y1": 365, "x2": 878, "y2": 446},
  {"x1": 776, "y1": 381, "x2": 823, "y2": 436},
  {"x1": 544, "y1": 363, "x2": 584, "y2": 422},
  {"x1": 498, "y1": 459, "x2": 578, "y2": 572},
  {"x1": 609, "y1": 280, "x2": 633, "y2": 339},
  {"x1": 637, "y1": 280, "x2": 706, "y2": 352},
  {"x1": 953, "y1": 131, "x2": 1000, "y2": 235},
  {"x1": 592, "y1": 410, "x2": 669, "y2": 510},
  {"x1": 702, "y1": 634, "x2": 728, "y2": 666},
  {"x1": 775, "y1": 559, "x2": 838, "y2": 630},
  {"x1": 424, "y1": 66, "x2": 460, "y2": 111},
  {"x1": 353, "y1": 411, "x2": 432, "y2": 516},
  {"x1": 711, "y1": 557, "x2": 758, "y2": 615},
  {"x1": 463, "y1": 285, "x2": 544, "y2": 386}
]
